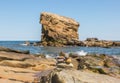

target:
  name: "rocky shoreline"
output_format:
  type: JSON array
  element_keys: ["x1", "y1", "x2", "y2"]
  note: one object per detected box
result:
[
  {"x1": 0, "y1": 46, "x2": 120, "y2": 83},
  {"x1": 24, "y1": 38, "x2": 120, "y2": 48}
]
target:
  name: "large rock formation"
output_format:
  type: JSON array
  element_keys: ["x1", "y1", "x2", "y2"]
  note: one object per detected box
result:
[{"x1": 40, "y1": 12, "x2": 80, "y2": 46}]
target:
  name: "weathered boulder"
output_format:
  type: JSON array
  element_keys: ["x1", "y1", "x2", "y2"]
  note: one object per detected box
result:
[
  {"x1": 52, "y1": 69, "x2": 120, "y2": 83},
  {"x1": 40, "y1": 12, "x2": 80, "y2": 46},
  {"x1": 37, "y1": 69, "x2": 120, "y2": 83}
]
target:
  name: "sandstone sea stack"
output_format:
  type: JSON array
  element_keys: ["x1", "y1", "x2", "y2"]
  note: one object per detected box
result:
[{"x1": 40, "y1": 12, "x2": 80, "y2": 46}]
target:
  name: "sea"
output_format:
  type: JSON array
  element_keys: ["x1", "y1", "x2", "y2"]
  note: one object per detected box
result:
[{"x1": 0, "y1": 41, "x2": 120, "y2": 56}]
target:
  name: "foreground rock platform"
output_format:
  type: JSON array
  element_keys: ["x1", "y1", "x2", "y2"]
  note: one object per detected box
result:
[
  {"x1": 0, "y1": 48, "x2": 56, "y2": 83},
  {"x1": 40, "y1": 12, "x2": 80, "y2": 46},
  {"x1": 0, "y1": 47, "x2": 120, "y2": 83}
]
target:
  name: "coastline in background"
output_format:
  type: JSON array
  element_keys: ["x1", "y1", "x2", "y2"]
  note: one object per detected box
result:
[{"x1": 0, "y1": 41, "x2": 120, "y2": 56}]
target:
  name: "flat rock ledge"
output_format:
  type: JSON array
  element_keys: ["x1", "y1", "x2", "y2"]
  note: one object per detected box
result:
[
  {"x1": 0, "y1": 47, "x2": 56, "y2": 83},
  {"x1": 0, "y1": 47, "x2": 120, "y2": 83}
]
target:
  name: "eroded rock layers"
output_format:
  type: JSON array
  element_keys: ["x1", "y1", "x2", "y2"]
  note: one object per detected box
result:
[{"x1": 40, "y1": 12, "x2": 80, "y2": 46}]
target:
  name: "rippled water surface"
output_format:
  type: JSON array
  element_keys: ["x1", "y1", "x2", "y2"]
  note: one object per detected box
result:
[{"x1": 0, "y1": 41, "x2": 120, "y2": 56}]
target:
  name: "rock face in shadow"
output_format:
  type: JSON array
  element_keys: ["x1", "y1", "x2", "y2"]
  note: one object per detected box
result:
[{"x1": 40, "y1": 12, "x2": 80, "y2": 46}]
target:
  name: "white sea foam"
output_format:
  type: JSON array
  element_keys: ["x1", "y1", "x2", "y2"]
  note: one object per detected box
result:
[
  {"x1": 73, "y1": 50, "x2": 87, "y2": 56},
  {"x1": 45, "y1": 54, "x2": 55, "y2": 58},
  {"x1": 66, "y1": 50, "x2": 87, "y2": 56},
  {"x1": 113, "y1": 55, "x2": 120, "y2": 60},
  {"x1": 20, "y1": 43, "x2": 28, "y2": 46}
]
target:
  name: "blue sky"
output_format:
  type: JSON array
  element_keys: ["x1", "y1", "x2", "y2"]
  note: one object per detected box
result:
[{"x1": 0, "y1": 0, "x2": 120, "y2": 41}]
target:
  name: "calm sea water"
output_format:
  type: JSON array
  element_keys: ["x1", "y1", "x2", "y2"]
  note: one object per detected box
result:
[{"x1": 0, "y1": 41, "x2": 120, "y2": 56}]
